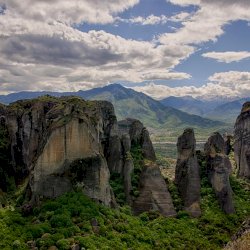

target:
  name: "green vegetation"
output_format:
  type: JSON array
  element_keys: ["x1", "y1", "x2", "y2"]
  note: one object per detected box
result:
[
  {"x1": 130, "y1": 144, "x2": 144, "y2": 198},
  {"x1": 110, "y1": 173, "x2": 126, "y2": 206},
  {"x1": 0, "y1": 149, "x2": 250, "y2": 249},
  {"x1": 1, "y1": 173, "x2": 250, "y2": 250},
  {"x1": 110, "y1": 144, "x2": 144, "y2": 204}
]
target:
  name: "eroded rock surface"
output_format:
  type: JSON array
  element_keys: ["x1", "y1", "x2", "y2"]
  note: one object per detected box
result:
[
  {"x1": 118, "y1": 118, "x2": 156, "y2": 161},
  {"x1": 133, "y1": 162, "x2": 176, "y2": 217},
  {"x1": 118, "y1": 118, "x2": 175, "y2": 216},
  {"x1": 0, "y1": 96, "x2": 175, "y2": 216},
  {"x1": 234, "y1": 102, "x2": 250, "y2": 179},
  {"x1": 0, "y1": 96, "x2": 115, "y2": 205},
  {"x1": 204, "y1": 132, "x2": 235, "y2": 214},
  {"x1": 175, "y1": 128, "x2": 201, "y2": 217}
]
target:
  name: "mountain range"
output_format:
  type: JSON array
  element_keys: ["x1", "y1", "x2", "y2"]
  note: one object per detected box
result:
[
  {"x1": 160, "y1": 96, "x2": 250, "y2": 124},
  {"x1": 0, "y1": 84, "x2": 224, "y2": 131}
]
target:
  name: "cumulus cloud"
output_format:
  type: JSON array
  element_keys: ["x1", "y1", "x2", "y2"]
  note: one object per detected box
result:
[
  {"x1": 202, "y1": 51, "x2": 250, "y2": 63},
  {"x1": 117, "y1": 12, "x2": 191, "y2": 25},
  {"x1": 141, "y1": 71, "x2": 191, "y2": 81},
  {"x1": 167, "y1": 0, "x2": 200, "y2": 6},
  {"x1": 0, "y1": 0, "x2": 195, "y2": 94},
  {"x1": 1, "y1": 0, "x2": 249, "y2": 95},
  {"x1": 0, "y1": 0, "x2": 140, "y2": 25},
  {"x1": 132, "y1": 71, "x2": 250, "y2": 100},
  {"x1": 162, "y1": 0, "x2": 250, "y2": 45}
]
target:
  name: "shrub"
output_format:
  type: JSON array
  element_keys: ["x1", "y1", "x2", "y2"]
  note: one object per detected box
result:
[{"x1": 50, "y1": 214, "x2": 73, "y2": 228}]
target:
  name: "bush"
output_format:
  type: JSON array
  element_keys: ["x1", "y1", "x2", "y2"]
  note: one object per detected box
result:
[
  {"x1": 56, "y1": 239, "x2": 71, "y2": 250},
  {"x1": 50, "y1": 214, "x2": 73, "y2": 228}
]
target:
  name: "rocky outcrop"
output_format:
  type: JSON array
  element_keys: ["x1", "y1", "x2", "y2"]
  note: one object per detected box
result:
[
  {"x1": 204, "y1": 132, "x2": 235, "y2": 214},
  {"x1": 0, "y1": 96, "x2": 174, "y2": 216},
  {"x1": 118, "y1": 118, "x2": 156, "y2": 161},
  {"x1": 0, "y1": 96, "x2": 116, "y2": 205},
  {"x1": 175, "y1": 128, "x2": 201, "y2": 217},
  {"x1": 133, "y1": 162, "x2": 176, "y2": 217},
  {"x1": 117, "y1": 118, "x2": 175, "y2": 216},
  {"x1": 234, "y1": 102, "x2": 250, "y2": 179}
]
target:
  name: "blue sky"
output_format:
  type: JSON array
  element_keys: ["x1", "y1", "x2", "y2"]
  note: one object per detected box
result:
[{"x1": 0, "y1": 0, "x2": 250, "y2": 99}]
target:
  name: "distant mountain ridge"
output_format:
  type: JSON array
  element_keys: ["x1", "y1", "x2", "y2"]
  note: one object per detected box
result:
[
  {"x1": 0, "y1": 84, "x2": 223, "y2": 130},
  {"x1": 160, "y1": 96, "x2": 250, "y2": 124},
  {"x1": 205, "y1": 98, "x2": 250, "y2": 123}
]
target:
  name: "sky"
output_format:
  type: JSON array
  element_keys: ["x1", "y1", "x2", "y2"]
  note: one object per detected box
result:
[{"x1": 0, "y1": 0, "x2": 250, "y2": 100}]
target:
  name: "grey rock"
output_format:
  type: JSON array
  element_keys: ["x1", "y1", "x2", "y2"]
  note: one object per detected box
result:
[
  {"x1": 123, "y1": 155, "x2": 134, "y2": 205},
  {"x1": 141, "y1": 128, "x2": 156, "y2": 161},
  {"x1": 234, "y1": 102, "x2": 250, "y2": 179},
  {"x1": 133, "y1": 162, "x2": 176, "y2": 217},
  {"x1": 106, "y1": 135, "x2": 123, "y2": 174},
  {"x1": 0, "y1": 97, "x2": 114, "y2": 205},
  {"x1": 204, "y1": 132, "x2": 235, "y2": 214},
  {"x1": 175, "y1": 128, "x2": 201, "y2": 217},
  {"x1": 118, "y1": 118, "x2": 156, "y2": 161}
]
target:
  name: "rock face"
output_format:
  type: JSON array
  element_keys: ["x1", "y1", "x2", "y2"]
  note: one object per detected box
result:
[
  {"x1": 224, "y1": 134, "x2": 233, "y2": 156},
  {"x1": 234, "y1": 102, "x2": 250, "y2": 179},
  {"x1": 175, "y1": 128, "x2": 201, "y2": 217},
  {"x1": 204, "y1": 132, "x2": 235, "y2": 214},
  {"x1": 133, "y1": 162, "x2": 176, "y2": 217},
  {"x1": 0, "y1": 96, "x2": 115, "y2": 205},
  {"x1": 117, "y1": 118, "x2": 156, "y2": 161},
  {"x1": 0, "y1": 96, "x2": 174, "y2": 216},
  {"x1": 117, "y1": 118, "x2": 175, "y2": 216}
]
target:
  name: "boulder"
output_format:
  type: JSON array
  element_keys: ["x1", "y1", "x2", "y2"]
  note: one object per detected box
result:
[
  {"x1": 204, "y1": 132, "x2": 235, "y2": 214},
  {"x1": 234, "y1": 102, "x2": 250, "y2": 179},
  {"x1": 175, "y1": 128, "x2": 201, "y2": 217}
]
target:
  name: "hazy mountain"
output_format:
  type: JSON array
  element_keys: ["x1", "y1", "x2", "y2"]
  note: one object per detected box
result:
[
  {"x1": 160, "y1": 96, "x2": 226, "y2": 116},
  {"x1": 205, "y1": 98, "x2": 250, "y2": 124},
  {"x1": 0, "y1": 84, "x2": 224, "y2": 129},
  {"x1": 160, "y1": 95, "x2": 250, "y2": 124},
  {"x1": 160, "y1": 96, "x2": 207, "y2": 116}
]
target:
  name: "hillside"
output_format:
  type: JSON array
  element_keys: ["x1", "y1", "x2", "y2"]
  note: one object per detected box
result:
[{"x1": 0, "y1": 84, "x2": 224, "y2": 130}]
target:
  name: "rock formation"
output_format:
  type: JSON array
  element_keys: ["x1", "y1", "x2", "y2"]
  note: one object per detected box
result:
[
  {"x1": 133, "y1": 162, "x2": 176, "y2": 217},
  {"x1": 224, "y1": 134, "x2": 233, "y2": 156},
  {"x1": 0, "y1": 96, "x2": 115, "y2": 205},
  {"x1": 175, "y1": 128, "x2": 201, "y2": 217},
  {"x1": 234, "y1": 102, "x2": 250, "y2": 179},
  {"x1": 117, "y1": 118, "x2": 156, "y2": 161},
  {"x1": 0, "y1": 96, "x2": 175, "y2": 216},
  {"x1": 117, "y1": 118, "x2": 175, "y2": 216},
  {"x1": 204, "y1": 132, "x2": 235, "y2": 214}
]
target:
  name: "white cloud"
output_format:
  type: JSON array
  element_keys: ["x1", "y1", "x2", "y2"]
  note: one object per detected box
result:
[
  {"x1": 0, "y1": 0, "x2": 140, "y2": 25},
  {"x1": 0, "y1": 0, "x2": 195, "y2": 94},
  {"x1": 132, "y1": 71, "x2": 250, "y2": 100},
  {"x1": 202, "y1": 51, "x2": 250, "y2": 63},
  {"x1": 162, "y1": 0, "x2": 250, "y2": 45},
  {"x1": 167, "y1": 0, "x2": 200, "y2": 7},
  {"x1": 117, "y1": 12, "x2": 191, "y2": 25},
  {"x1": 208, "y1": 71, "x2": 250, "y2": 87},
  {"x1": 141, "y1": 71, "x2": 191, "y2": 81}
]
